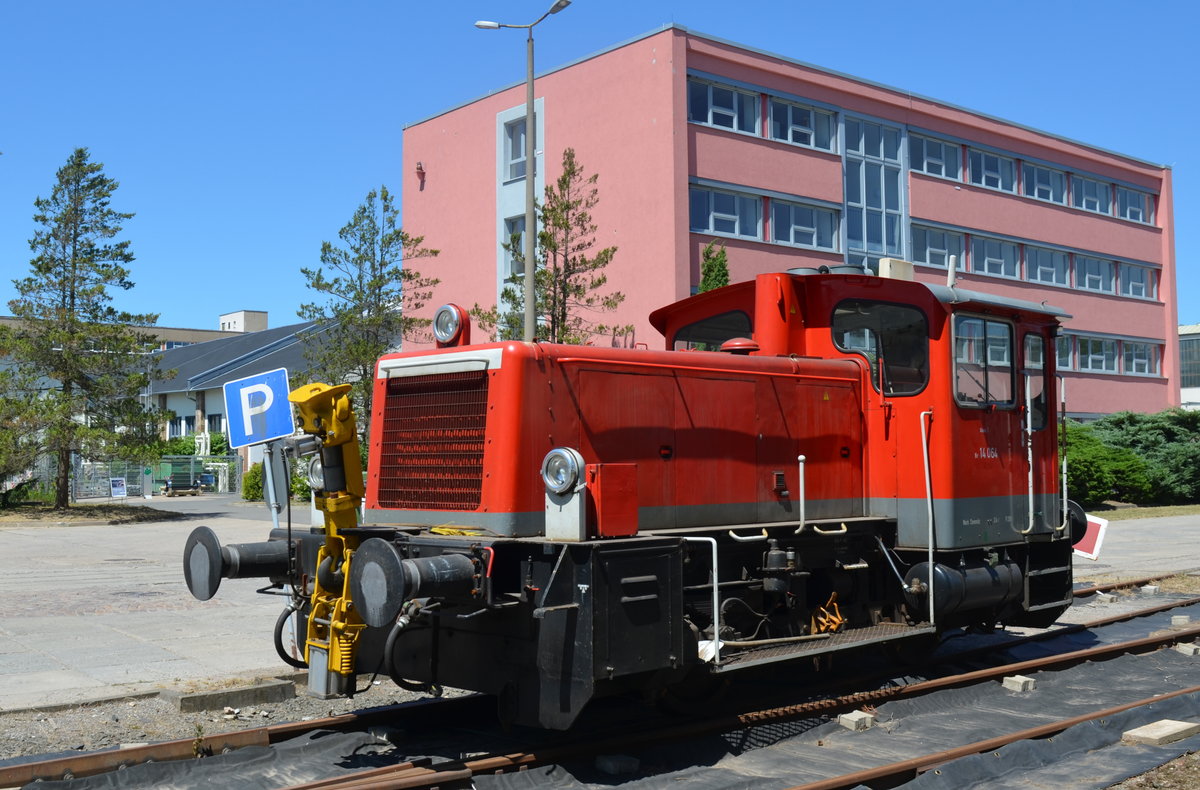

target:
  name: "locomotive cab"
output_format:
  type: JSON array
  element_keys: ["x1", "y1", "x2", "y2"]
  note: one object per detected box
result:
[{"x1": 185, "y1": 262, "x2": 1077, "y2": 729}]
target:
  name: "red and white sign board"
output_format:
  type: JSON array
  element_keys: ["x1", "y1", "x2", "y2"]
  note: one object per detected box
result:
[{"x1": 1073, "y1": 514, "x2": 1108, "y2": 561}]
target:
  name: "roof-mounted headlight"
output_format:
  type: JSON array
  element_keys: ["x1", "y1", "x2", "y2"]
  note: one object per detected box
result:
[
  {"x1": 541, "y1": 448, "x2": 585, "y2": 495},
  {"x1": 433, "y1": 304, "x2": 470, "y2": 347}
]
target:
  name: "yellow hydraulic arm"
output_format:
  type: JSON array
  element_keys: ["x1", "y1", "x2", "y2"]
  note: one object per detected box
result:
[{"x1": 289, "y1": 382, "x2": 365, "y2": 697}]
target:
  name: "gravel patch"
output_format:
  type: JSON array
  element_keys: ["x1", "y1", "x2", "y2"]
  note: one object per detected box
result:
[{"x1": 0, "y1": 676, "x2": 439, "y2": 762}]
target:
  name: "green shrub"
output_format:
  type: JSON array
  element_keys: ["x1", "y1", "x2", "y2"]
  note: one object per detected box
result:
[
  {"x1": 242, "y1": 462, "x2": 264, "y2": 501},
  {"x1": 1063, "y1": 421, "x2": 1152, "y2": 508}
]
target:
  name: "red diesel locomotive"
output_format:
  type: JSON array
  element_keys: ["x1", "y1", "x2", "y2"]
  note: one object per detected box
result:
[{"x1": 185, "y1": 265, "x2": 1081, "y2": 729}]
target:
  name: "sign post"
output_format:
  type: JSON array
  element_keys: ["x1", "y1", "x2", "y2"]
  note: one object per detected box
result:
[{"x1": 224, "y1": 368, "x2": 295, "y2": 530}]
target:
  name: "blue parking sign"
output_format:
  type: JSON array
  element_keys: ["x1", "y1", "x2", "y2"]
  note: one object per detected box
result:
[{"x1": 224, "y1": 368, "x2": 295, "y2": 449}]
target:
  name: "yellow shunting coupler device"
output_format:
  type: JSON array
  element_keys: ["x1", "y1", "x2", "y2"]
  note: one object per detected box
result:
[{"x1": 289, "y1": 382, "x2": 366, "y2": 698}]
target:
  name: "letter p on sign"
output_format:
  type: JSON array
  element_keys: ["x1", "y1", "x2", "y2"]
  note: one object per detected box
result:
[{"x1": 224, "y1": 368, "x2": 294, "y2": 449}]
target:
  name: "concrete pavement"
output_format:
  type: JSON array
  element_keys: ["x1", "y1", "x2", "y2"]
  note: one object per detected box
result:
[
  {"x1": 0, "y1": 495, "x2": 306, "y2": 711},
  {"x1": 0, "y1": 496, "x2": 1196, "y2": 712}
]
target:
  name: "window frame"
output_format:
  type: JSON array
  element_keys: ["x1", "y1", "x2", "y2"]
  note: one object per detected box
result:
[
  {"x1": 1077, "y1": 336, "x2": 1119, "y2": 373},
  {"x1": 1122, "y1": 341, "x2": 1158, "y2": 376},
  {"x1": 688, "y1": 78, "x2": 760, "y2": 135},
  {"x1": 831, "y1": 299, "x2": 930, "y2": 397},
  {"x1": 953, "y1": 314, "x2": 1016, "y2": 408},
  {"x1": 911, "y1": 225, "x2": 964, "y2": 269},
  {"x1": 969, "y1": 236, "x2": 1020, "y2": 279},
  {"x1": 768, "y1": 98, "x2": 835, "y2": 152},
  {"x1": 1071, "y1": 175, "x2": 1112, "y2": 215},
  {"x1": 689, "y1": 186, "x2": 762, "y2": 240},
  {"x1": 1119, "y1": 264, "x2": 1156, "y2": 300},
  {"x1": 1116, "y1": 186, "x2": 1153, "y2": 223},
  {"x1": 1074, "y1": 255, "x2": 1115, "y2": 293},
  {"x1": 1021, "y1": 163, "x2": 1066, "y2": 204},
  {"x1": 1026, "y1": 245, "x2": 1069, "y2": 286},
  {"x1": 968, "y1": 149, "x2": 1016, "y2": 192},
  {"x1": 503, "y1": 119, "x2": 527, "y2": 182},
  {"x1": 771, "y1": 199, "x2": 838, "y2": 251},
  {"x1": 909, "y1": 134, "x2": 961, "y2": 180}
]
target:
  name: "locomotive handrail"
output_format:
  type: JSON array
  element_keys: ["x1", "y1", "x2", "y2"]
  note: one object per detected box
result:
[
  {"x1": 793, "y1": 455, "x2": 807, "y2": 534},
  {"x1": 1057, "y1": 374, "x2": 1069, "y2": 532},
  {"x1": 1021, "y1": 374, "x2": 1036, "y2": 535},
  {"x1": 682, "y1": 536, "x2": 721, "y2": 665},
  {"x1": 811, "y1": 523, "x2": 847, "y2": 535},
  {"x1": 728, "y1": 529, "x2": 769, "y2": 542},
  {"x1": 920, "y1": 408, "x2": 936, "y2": 627}
]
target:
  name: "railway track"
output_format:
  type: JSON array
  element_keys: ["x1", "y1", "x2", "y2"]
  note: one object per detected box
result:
[{"x1": 8, "y1": 592, "x2": 1200, "y2": 789}]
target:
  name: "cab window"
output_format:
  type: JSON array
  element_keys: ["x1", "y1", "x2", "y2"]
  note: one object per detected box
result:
[
  {"x1": 673, "y1": 310, "x2": 752, "y2": 351},
  {"x1": 832, "y1": 300, "x2": 929, "y2": 395},
  {"x1": 1024, "y1": 333, "x2": 1047, "y2": 430},
  {"x1": 954, "y1": 315, "x2": 1014, "y2": 407}
]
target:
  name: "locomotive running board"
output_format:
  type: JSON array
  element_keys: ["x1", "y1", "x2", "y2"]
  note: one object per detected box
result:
[{"x1": 713, "y1": 623, "x2": 937, "y2": 673}]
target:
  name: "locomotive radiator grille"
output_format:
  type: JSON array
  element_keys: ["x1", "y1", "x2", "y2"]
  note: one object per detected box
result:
[{"x1": 377, "y1": 370, "x2": 488, "y2": 510}]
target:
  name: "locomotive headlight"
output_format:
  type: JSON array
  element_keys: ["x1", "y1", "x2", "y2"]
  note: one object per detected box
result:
[
  {"x1": 304, "y1": 455, "x2": 325, "y2": 491},
  {"x1": 541, "y1": 447, "x2": 585, "y2": 495},
  {"x1": 433, "y1": 304, "x2": 465, "y2": 344}
]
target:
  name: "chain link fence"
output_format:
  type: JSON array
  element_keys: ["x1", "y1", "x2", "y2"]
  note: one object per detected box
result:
[{"x1": 73, "y1": 455, "x2": 242, "y2": 499}]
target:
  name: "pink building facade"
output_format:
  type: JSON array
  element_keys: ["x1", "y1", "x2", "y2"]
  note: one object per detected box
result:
[{"x1": 402, "y1": 26, "x2": 1177, "y2": 418}]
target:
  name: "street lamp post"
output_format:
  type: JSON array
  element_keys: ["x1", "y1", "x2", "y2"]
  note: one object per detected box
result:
[{"x1": 476, "y1": 0, "x2": 571, "y2": 343}]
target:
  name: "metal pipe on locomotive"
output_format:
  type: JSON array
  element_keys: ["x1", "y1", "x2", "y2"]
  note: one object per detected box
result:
[{"x1": 184, "y1": 261, "x2": 1087, "y2": 729}]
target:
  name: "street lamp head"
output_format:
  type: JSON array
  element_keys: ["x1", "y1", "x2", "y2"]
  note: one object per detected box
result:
[
  {"x1": 474, "y1": 20, "x2": 501, "y2": 29},
  {"x1": 548, "y1": 0, "x2": 571, "y2": 12}
]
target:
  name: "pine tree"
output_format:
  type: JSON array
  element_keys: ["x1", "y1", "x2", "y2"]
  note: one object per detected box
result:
[
  {"x1": 698, "y1": 239, "x2": 730, "y2": 293},
  {"x1": 298, "y1": 185, "x2": 439, "y2": 441},
  {"x1": 473, "y1": 148, "x2": 628, "y2": 345},
  {"x1": 5, "y1": 148, "x2": 163, "y2": 508}
]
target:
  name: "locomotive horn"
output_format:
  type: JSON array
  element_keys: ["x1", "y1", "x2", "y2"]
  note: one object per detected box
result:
[
  {"x1": 349, "y1": 538, "x2": 477, "y2": 627},
  {"x1": 183, "y1": 526, "x2": 292, "y2": 601}
]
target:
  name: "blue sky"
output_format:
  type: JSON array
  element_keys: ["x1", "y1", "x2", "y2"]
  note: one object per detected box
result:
[{"x1": 1, "y1": 1, "x2": 1196, "y2": 329}]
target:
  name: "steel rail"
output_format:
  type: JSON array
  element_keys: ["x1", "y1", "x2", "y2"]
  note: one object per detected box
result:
[
  {"x1": 282, "y1": 619, "x2": 1200, "y2": 790},
  {"x1": 9, "y1": 593, "x2": 1200, "y2": 789},
  {"x1": 783, "y1": 683, "x2": 1200, "y2": 790},
  {"x1": 1074, "y1": 568, "x2": 1200, "y2": 597},
  {"x1": 0, "y1": 694, "x2": 486, "y2": 787}
]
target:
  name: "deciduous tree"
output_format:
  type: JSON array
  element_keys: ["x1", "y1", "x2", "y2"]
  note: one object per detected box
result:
[{"x1": 298, "y1": 185, "x2": 439, "y2": 442}]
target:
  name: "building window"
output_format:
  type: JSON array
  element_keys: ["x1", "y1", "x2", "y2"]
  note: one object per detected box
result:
[
  {"x1": 1021, "y1": 163, "x2": 1066, "y2": 203},
  {"x1": 1057, "y1": 335, "x2": 1074, "y2": 371},
  {"x1": 844, "y1": 117, "x2": 903, "y2": 272},
  {"x1": 909, "y1": 135, "x2": 960, "y2": 180},
  {"x1": 768, "y1": 98, "x2": 834, "y2": 151},
  {"x1": 1026, "y1": 246, "x2": 1069, "y2": 286},
  {"x1": 1116, "y1": 187, "x2": 1152, "y2": 223},
  {"x1": 771, "y1": 200, "x2": 838, "y2": 250},
  {"x1": 688, "y1": 78, "x2": 759, "y2": 134},
  {"x1": 504, "y1": 119, "x2": 527, "y2": 181},
  {"x1": 169, "y1": 416, "x2": 196, "y2": 439},
  {"x1": 1122, "y1": 342, "x2": 1158, "y2": 376},
  {"x1": 1072, "y1": 176, "x2": 1111, "y2": 214},
  {"x1": 1119, "y1": 264, "x2": 1155, "y2": 299},
  {"x1": 207, "y1": 414, "x2": 223, "y2": 434},
  {"x1": 970, "y1": 236, "x2": 1019, "y2": 278},
  {"x1": 1078, "y1": 337, "x2": 1118, "y2": 373},
  {"x1": 968, "y1": 149, "x2": 1016, "y2": 192},
  {"x1": 1075, "y1": 256, "x2": 1114, "y2": 293},
  {"x1": 911, "y1": 226, "x2": 963, "y2": 268},
  {"x1": 503, "y1": 215, "x2": 526, "y2": 279},
  {"x1": 1181, "y1": 335, "x2": 1200, "y2": 388},
  {"x1": 689, "y1": 186, "x2": 761, "y2": 238}
]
